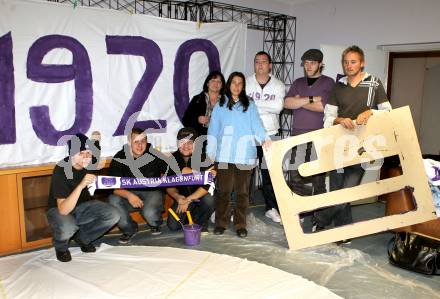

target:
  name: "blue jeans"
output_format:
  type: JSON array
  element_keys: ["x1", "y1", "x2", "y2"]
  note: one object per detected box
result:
[
  {"x1": 108, "y1": 190, "x2": 163, "y2": 235},
  {"x1": 46, "y1": 200, "x2": 120, "y2": 251},
  {"x1": 313, "y1": 165, "x2": 365, "y2": 228},
  {"x1": 167, "y1": 194, "x2": 215, "y2": 231}
]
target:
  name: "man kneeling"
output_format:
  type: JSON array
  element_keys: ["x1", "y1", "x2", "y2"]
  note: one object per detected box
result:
[
  {"x1": 108, "y1": 128, "x2": 167, "y2": 244},
  {"x1": 46, "y1": 133, "x2": 120, "y2": 262},
  {"x1": 166, "y1": 127, "x2": 215, "y2": 234}
]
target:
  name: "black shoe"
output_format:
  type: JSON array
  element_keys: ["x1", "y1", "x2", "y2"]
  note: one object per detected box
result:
[
  {"x1": 236, "y1": 228, "x2": 248, "y2": 238},
  {"x1": 80, "y1": 243, "x2": 96, "y2": 253},
  {"x1": 150, "y1": 226, "x2": 162, "y2": 236},
  {"x1": 56, "y1": 249, "x2": 72, "y2": 262},
  {"x1": 73, "y1": 234, "x2": 96, "y2": 253},
  {"x1": 213, "y1": 227, "x2": 225, "y2": 235},
  {"x1": 336, "y1": 239, "x2": 352, "y2": 246},
  {"x1": 118, "y1": 231, "x2": 137, "y2": 245}
]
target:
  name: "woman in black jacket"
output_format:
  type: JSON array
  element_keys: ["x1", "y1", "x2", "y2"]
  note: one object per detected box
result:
[{"x1": 182, "y1": 71, "x2": 225, "y2": 137}]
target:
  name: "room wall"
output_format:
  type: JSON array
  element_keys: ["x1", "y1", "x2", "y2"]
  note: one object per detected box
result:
[{"x1": 289, "y1": 0, "x2": 440, "y2": 79}]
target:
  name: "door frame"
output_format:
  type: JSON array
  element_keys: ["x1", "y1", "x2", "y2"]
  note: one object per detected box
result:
[{"x1": 386, "y1": 51, "x2": 440, "y2": 99}]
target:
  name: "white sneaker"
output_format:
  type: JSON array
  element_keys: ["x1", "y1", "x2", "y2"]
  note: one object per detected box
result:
[
  {"x1": 265, "y1": 208, "x2": 281, "y2": 223},
  {"x1": 210, "y1": 211, "x2": 233, "y2": 223}
]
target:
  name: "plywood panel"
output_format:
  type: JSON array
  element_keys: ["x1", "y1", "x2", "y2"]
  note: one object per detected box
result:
[
  {"x1": 266, "y1": 106, "x2": 436, "y2": 250},
  {"x1": 0, "y1": 174, "x2": 21, "y2": 254}
]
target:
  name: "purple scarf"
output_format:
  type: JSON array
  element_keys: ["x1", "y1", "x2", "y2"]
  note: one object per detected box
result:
[{"x1": 88, "y1": 171, "x2": 214, "y2": 195}]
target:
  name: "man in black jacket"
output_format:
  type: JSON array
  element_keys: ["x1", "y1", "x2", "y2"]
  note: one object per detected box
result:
[
  {"x1": 47, "y1": 133, "x2": 119, "y2": 262},
  {"x1": 166, "y1": 127, "x2": 215, "y2": 233},
  {"x1": 108, "y1": 127, "x2": 167, "y2": 244}
]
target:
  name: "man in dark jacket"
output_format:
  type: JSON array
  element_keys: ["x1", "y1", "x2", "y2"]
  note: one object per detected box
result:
[
  {"x1": 108, "y1": 127, "x2": 167, "y2": 244},
  {"x1": 166, "y1": 127, "x2": 215, "y2": 233},
  {"x1": 46, "y1": 133, "x2": 119, "y2": 262}
]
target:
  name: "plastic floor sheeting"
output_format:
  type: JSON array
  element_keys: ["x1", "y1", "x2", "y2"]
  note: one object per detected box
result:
[
  {"x1": 2, "y1": 203, "x2": 440, "y2": 299},
  {"x1": 0, "y1": 243, "x2": 340, "y2": 299}
]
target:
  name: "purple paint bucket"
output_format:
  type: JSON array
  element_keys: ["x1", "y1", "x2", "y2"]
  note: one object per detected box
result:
[{"x1": 183, "y1": 224, "x2": 202, "y2": 246}]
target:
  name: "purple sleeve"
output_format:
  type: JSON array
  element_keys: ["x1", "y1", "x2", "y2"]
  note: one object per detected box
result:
[{"x1": 286, "y1": 81, "x2": 298, "y2": 97}]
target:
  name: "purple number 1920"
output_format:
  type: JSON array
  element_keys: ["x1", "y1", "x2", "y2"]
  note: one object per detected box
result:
[{"x1": 0, "y1": 33, "x2": 221, "y2": 146}]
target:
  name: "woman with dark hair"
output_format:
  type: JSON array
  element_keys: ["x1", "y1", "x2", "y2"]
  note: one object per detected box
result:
[
  {"x1": 182, "y1": 70, "x2": 225, "y2": 137},
  {"x1": 207, "y1": 72, "x2": 271, "y2": 238}
]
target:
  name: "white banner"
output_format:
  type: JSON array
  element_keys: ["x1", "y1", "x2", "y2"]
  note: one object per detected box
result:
[{"x1": 0, "y1": 0, "x2": 246, "y2": 167}]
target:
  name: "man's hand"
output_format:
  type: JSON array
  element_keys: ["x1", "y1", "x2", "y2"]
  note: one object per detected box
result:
[
  {"x1": 80, "y1": 174, "x2": 96, "y2": 189},
  {"x1": 176, "y1": 195, "x2": 191, "y2": 213},
  {"x1": 356, "y1": 110, "x2": 373, "y2": 125},
  {"x1": 91, "y1": 131, "x2": 101, "y2": 142},
  {"x1": 338, "y1": 118, "x2": 356, "y2": 130},
  {"x1": 127, "y1": 193, "x2": 144, "y2": 208},
  {"x1": 198, "y1": 115, "x2": 209, "y2": 125},
  {"x1": 207, "y1": 166, "x2": 217, "y2": 177},
  {"x1": 312, "y1": 96, "x2": 322, "y2": 102}
]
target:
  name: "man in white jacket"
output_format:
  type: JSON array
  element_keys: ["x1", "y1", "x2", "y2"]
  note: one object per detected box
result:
[{"x1": 246, "y1": 51, "x2": 286, "y2": 223}]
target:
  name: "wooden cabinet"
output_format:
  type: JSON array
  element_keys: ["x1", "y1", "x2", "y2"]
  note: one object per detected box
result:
[{"x1": 0, "y1": 165, "x2": 56, "y2": 256}]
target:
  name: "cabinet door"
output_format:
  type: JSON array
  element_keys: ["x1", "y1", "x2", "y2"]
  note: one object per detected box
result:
[
  {"x1": 17, "y1": 170, "x2": 53, "y2": 249},
  {"x1": 0, "y1": 174, "x2": 21, "y2": 255}
]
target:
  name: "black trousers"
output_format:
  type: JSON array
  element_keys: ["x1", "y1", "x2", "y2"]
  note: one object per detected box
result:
[
  {"x1": 313, "y1": 165, "x2": 365, "y2": 227},
  {"x1": 257, "y1": 145, "x2": 279, "y2": 211}
]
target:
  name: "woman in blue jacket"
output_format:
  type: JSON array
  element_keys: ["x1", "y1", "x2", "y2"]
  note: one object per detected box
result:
[{"x1": 207, "y1": 72, "x2": 271, "y2": 238}]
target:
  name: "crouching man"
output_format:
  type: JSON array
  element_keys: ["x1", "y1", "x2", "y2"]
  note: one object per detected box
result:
[
  {"x1": 166, "y1": 127, "x2": 215, "y2": 234},
  {"x1": 46, "y1": 133, "x2": 120, "y2": 262},
  {"x1": 108, "y1": 128, "x2": 167, "y2": 244}
]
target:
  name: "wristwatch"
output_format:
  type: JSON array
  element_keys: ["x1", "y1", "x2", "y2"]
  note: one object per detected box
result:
[{"x1": 309, "y1": 96, "x2": 314, "y2": 103}]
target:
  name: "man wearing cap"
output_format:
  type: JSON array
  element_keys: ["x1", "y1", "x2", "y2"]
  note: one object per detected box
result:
[
  {"x1": 284, "y1": 49, "x2": 335, "y2": 199},
  {"x1": 166, "y1": 127, "x2": 215, "y2": 233},
  {"x1": 108, "y1": 127, "x2": 167, "y2": 244},
  {"x1": 46, "y1": 133, "x2": 120, "y2": 262},
  {"x1": 246, "y1": 51, "x2": 286, "y2": 224}
]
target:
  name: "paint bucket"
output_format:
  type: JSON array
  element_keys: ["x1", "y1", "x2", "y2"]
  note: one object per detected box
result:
[{"x1": 183, "y1": 224, "x2": 202, "y2": 246}]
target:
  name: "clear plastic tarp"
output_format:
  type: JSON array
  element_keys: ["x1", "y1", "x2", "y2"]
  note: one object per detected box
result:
[{"x1": 1, "y1": 210, "x2": 439, "y2": 299}]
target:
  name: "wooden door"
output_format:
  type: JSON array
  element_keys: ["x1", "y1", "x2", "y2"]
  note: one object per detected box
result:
[{"x1": 17, "y1": 170, "x2": 53, "y2": 250}]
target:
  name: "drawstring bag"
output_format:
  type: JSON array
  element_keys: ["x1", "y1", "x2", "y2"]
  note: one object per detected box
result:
[{"x1": 388, "y1": 232, "x2": 440, "y2": 275}]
